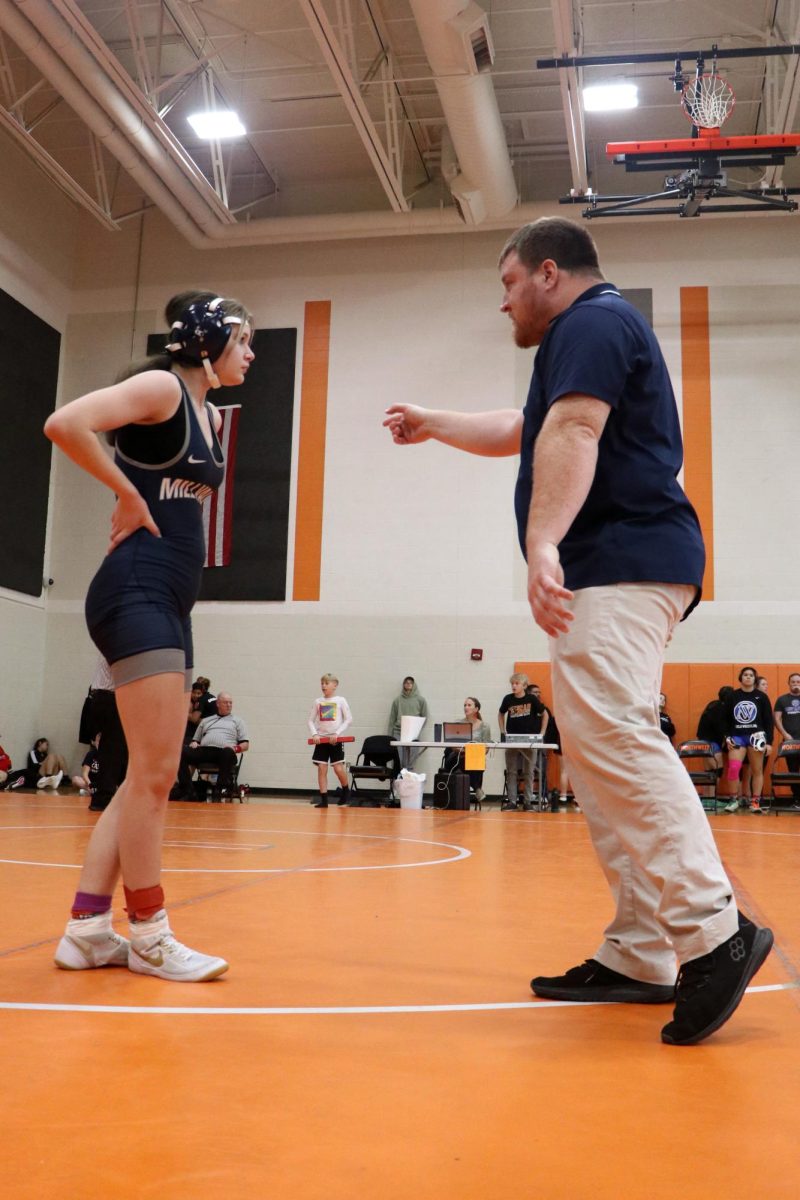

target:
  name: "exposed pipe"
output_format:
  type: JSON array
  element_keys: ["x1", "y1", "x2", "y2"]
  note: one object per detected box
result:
[{"x1": 406, "y1": 0, "x2": 517, "y2": 222}]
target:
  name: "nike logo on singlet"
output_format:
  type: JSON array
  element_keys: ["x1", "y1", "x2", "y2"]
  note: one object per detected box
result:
[{"x1": 188, "y1": 455, "x2": 206, "y2": 464}]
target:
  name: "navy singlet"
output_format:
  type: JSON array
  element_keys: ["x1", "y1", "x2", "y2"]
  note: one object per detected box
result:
[{"x1": 85, "y1": 376, "x2": 225, "y2": 685}]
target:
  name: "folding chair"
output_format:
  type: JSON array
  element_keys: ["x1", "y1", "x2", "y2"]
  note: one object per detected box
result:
[
  {"x1": 349, "y1": 736, "x2": 399, "y2": 807},
  {"x1": 677, "y1": 741, "x2": 720, "y2": 811},
  {"x1": 767, "y1": 740, "x2": 800, "y2": 814},
  {"x1": 195, "y1": 752, "x2": 246, "y2": 803}
]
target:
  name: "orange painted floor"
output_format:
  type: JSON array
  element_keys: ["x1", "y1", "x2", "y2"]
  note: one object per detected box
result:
[{"x1": 1, "y1": 792, "x2": 798, "y2": 1200}]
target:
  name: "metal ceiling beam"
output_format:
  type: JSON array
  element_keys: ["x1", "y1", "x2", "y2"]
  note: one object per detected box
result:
[
  {"x1": 550, "y1": 0, "x2": 588, "y2": 195},
  {"x1": 538, "y1": 44, "x2": 800, "y2": 69},
  {"x1": 159, "y1": 0, "x2": 279, "y2": 199},
  {"x1": 298, "y1": 0, "x2": 409, "y2": 212},
  {"x1": 0, "y1": 101, "x2": 119, "y2": 229}
]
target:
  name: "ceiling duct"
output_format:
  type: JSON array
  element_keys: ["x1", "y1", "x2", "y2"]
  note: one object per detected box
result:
[
  {"x1": 450, "y1": 1, "x2": 495, "y2": 74},
  {"x1": 407, "y1": 0, "x2": 516, "y2": 223}
]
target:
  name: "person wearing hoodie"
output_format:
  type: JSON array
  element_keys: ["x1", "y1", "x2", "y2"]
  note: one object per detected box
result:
[
  {"x1": 388, "y1": 676, "x2": 429, "y2": 767},
  {"x1": 387, "y1": 676, "x2": 429, "y2": 741}
]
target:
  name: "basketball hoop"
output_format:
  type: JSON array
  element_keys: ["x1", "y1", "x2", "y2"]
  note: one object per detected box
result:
[{"x1": 681, "y1": 73, "x2": 736, "y2": 135}]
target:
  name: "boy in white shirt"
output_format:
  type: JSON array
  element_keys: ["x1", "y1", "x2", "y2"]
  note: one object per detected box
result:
[{"x1": 308, "y1": 674, "x2": 353, "y2": 808}]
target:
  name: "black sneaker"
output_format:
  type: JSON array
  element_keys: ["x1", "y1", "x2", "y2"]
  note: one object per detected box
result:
[
  {"x1": 313, "y1": 797, "x2": 328, "y2": 809},
  {"x1": 661, "y1": 913, "x2": 774, "y2": 1046},
  {"x1": 531, "y1": 958, "x2": 675, "y2": 1004}
]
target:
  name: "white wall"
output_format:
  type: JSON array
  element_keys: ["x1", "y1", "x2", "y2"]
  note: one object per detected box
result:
[{"x1": 4, "y1": 195, "x2": 800, "y2": 791}]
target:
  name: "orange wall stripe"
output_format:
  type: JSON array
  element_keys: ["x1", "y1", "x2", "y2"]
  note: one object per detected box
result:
[
  {"x1": 680, "y1": 286, "x2": 715, "y2": 600},
  {"x1": 292, "y1": 301, "x2": 332, "y2": 601}
]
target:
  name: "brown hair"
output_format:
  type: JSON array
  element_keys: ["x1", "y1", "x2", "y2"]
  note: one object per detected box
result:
[{"x1": 499, "y1": 217, "x2": 602, "y2": 276}]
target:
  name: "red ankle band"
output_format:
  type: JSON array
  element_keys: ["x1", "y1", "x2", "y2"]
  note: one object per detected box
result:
[{"x1": 123, "y1": 884, "x2": 164, "y2": 921}]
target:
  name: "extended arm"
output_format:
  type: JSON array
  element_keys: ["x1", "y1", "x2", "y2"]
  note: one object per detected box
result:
[
  {"x1": 525, "y1": 394, "x2": 610, "y2": 636},
  {"x1": 384, "y1": 405, "x2": 523, "y2": 457}
]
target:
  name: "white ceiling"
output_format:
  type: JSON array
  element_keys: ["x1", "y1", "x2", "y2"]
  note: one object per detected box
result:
[{"x1": 1, "y1": 0, "x2": 799, "y2": 243}]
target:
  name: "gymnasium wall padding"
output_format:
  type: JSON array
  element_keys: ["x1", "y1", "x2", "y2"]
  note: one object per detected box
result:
[{"x1": 0, "y1": 287, "x2": 60, "y2": 596}]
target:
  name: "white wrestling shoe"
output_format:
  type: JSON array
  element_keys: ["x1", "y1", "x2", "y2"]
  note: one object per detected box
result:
[
  {"x1": 37, "y1": 770, "x2": 64, "y2": 790},
  {"x1": 128, "y1": 910, "x2": 229, "y2": 982},
  {"x1": 55, "y1": 912, "x2": 130, "y2": 970}
]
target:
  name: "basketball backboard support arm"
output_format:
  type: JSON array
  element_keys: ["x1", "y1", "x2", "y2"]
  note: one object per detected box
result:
[{"x1": 560, "y1": 136, "x2": 800, "y2": 218}]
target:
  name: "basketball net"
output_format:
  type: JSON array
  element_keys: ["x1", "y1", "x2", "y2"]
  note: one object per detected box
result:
[{"x1": 680, "y1": 73, "x2": 736, "y2": 137}]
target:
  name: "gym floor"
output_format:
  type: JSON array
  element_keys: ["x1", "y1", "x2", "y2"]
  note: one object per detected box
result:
[{"x1": 2, "y1": 792, "x2": 797, "y2": 1199}]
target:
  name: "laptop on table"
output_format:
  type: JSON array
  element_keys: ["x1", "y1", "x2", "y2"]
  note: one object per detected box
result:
[{"x1": 442, "y1": 721, "x2": 473, "y2": 743}]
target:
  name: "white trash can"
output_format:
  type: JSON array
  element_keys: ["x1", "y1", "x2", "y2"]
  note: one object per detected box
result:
[{"x1": 396, "y1": 769, "x2": 425, "y2": 810}]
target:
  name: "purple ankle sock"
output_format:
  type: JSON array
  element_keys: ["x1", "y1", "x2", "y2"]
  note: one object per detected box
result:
[{"x1": 71, "y1": 891, "x2": 112, "y2": 919}]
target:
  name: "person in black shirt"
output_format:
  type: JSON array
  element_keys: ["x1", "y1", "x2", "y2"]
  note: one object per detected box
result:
[
  {"x1": 696, "y1": 685, "x2": 734, "y2": 784},
  {"x1": 773, "y1": 672, "x2": 800, "y2": 804},
  {"x1": 498, "y1": 673, "x2": 544, "y2": 810},
  {"x1": 723, "y1": 667, "x2": 773, "y2": 813},
  {"x1": 658, "y1": 693, "x2": 676, "y2": 745}
]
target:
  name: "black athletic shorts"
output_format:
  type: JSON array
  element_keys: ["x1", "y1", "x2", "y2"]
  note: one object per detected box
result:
[{"x1": 311, "y1": 742, "x2": 345, "y2": 764}]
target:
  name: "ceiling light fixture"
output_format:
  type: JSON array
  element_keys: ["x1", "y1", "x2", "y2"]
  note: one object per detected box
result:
[
  {"x1": 582, "y1": 83, "x2": 639, "y2": 112},
  {"x1": 187, "y1": 110, "x2": 247, "y2": 139}
]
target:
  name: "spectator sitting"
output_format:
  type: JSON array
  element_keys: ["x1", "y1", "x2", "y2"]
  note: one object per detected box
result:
[
  {"x1": 443, "y1": 697, "x2": 491, "y2": 802},
  {"x1": 0, "y1": 736, "x2": 10, "y2": 787},
  {"x1": 773, "y1": 672, "x2": 800, "y2": 808},
  {"x1": 71, "y1": 734, "x2": 101, "y2": 796},
  {"x1": 173, "y1": 693, "x2": 249, "y2": 801},
  {"x1": 3, "y1": 737, "x2": 67, "y2": 791},
  {"x1": 695, "y1": 686, "x2": 735, "y2": 798},
  {"x1": 659, "y1": 693, "x2": 676, "y2": 744}
]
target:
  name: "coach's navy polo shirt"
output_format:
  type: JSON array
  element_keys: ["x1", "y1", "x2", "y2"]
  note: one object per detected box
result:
[{"x1": 514, "y1": 282, "x2": 705, "y2": 614}]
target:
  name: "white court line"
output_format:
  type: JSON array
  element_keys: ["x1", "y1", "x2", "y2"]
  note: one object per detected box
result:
[
  {"x1": 0, "y1": 981, "x2": 794, "y2": 1016},
  {"x1": 0, "y1": 824, "x2": 471, "y2": 874}
]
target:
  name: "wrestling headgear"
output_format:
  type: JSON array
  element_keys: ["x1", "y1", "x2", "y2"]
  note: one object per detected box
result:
[
  {"x1": 165, "y1": 296, "x2": 242, "y2": 388},
  {"x1": 749, "y1": 731, "x2": 767, "y2": 752}
]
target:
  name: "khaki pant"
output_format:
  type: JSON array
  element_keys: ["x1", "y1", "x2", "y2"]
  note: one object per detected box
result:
[{"x1": 551, "y1": 583, "x2": 738, "y2": 984}]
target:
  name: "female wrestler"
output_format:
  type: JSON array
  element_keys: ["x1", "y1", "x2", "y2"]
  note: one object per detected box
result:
[{"x1": 45, "y1": 291, "x2": 254, "y2": 981}]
